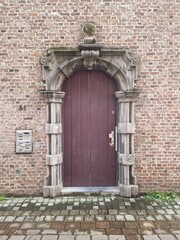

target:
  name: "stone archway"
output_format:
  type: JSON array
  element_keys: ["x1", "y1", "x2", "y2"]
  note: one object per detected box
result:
[{"x1": 40, "y1": 45, "x2": 139, "y2": 197}]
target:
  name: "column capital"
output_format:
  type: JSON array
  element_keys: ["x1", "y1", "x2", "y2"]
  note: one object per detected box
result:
[
  {"x1": 41, "y1": 90, "x2": 65, "y2": 103},
  {"x1": 115, "y1": 91, "x2": 139, "y2": 103}
]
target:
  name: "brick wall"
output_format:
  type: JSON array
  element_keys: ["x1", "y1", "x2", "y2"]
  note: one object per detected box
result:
[{"x1": 1, "y1": 0, "x2": 179, "y2": 195}]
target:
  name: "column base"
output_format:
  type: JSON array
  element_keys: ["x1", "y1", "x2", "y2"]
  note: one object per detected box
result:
[
  {"x1": 119, "y1": 184, "x2": 139, "y2": 197},
  {"x1": 43, "y1": 184, "x2": 63, "y2": 198}
]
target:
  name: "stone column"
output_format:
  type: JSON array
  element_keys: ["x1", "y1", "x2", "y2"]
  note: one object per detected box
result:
[
  {"x1": 115, "y1": 91, "x2": 139, "y2": 197},
  {"x1": 43, "y1": 91, "x2": 65, "y2": 197}
]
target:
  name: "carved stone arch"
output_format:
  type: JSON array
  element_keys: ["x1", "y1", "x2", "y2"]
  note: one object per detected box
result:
[
  {"x1": 96, "y1": 58, "x2": 127, "y2": 91},
  {"x1": 40, "y1": 47, "x2": 139, "y2": 197},
  {"x1": 49, "y1": 57, "x2": 128, "y2": 92}
]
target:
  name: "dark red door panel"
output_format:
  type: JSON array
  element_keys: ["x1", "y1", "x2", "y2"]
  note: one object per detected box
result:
[{"x1": 63, "y1": 70, "x2": 116, "y2": 187}]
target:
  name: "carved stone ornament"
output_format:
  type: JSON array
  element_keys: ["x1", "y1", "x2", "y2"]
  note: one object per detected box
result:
[
  {"x1": 126, "y1": 51, "x2": 139, "y2": 65},
  {"x1": 81, "y1": 50, "x2": 99, "y2": 70},
  {"x1": 40, "y1": 56, "x2": 49, "y2": 66},
  {"x1": 83, "y1": 22, "x2": 96, "y2": 37},
  {"x1": 40, "y1": 51, "x2": 55, "y2": 66},
  {"x1": 82, "y1": 22, "x2": 97, "y2": 44}
]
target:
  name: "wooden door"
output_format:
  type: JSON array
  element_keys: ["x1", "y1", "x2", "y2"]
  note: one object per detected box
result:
[{"x1": 63, "y1": 70, "x2": 116, "y2": 187}]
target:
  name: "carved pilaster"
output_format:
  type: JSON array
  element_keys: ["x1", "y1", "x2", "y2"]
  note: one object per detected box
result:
[
  {"x1": 42, "y1": 91, "x2": 65, "y2": 197},
  {"x1": 115, "y1": 90, "x2": 139, "y2": 197}
]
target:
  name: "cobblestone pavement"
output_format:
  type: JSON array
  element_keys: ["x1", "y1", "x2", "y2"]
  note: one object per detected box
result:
[{"x1": 0, "y1": 196, "x2": 179, "y2": 240}]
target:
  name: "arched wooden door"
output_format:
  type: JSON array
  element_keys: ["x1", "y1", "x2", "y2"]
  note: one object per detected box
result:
[{"x1": 62, "y1": 70, "x2": 116, "y2": 187}]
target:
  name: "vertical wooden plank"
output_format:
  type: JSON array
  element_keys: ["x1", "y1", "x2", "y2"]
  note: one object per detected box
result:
[
  {"x1": 70, "y1": 72, "x2": 81, "y2": 186},
  {"x1": 107, "y1": 74, "x2": 116, "y2": 185},
  {"x1": 97, "y1": 71, "x2": 109, "y2": 185},
  {"x1": 90, "y1": 71, "x2": 116, "y2": 186},
  {"x1": 80, "y1": 71, "x2": 91, "y2": 186},
  {"x1": 63, "y1": 78, "x2": 72, "y2": 186},
  {"x1": 90, "y1": 71, "x2": 100, "y2": 186}
]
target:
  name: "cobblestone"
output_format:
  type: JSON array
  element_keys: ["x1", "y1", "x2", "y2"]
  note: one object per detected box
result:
[
  {"x1": 0, "y1": 237, "x2": 9, "y2": 240},
  {"x1": 91, "y1": 236, "x2": 108, "y2": 240},
  {"x1": 8, "y1": 236, "x2": 25, "y2": 240},
  {"x1": 143, "y1": 236, "x2": 160, "y2": 240},
  {"x1": 158, "y1": 235, "x2": 177, "y2": 240},
  {"x1": 41, "y1": 236, "x2": 58, "y2": 240},
  {"x1": 25, "y1": 236, "x2": 41, "y2": 240},
  {"x1": 76, "y1": 236, "x2": 90, "y2": 240},
  {"x1": 109, "y1": 236, "x2": 126, "y2": 240},
  {"x1": 0, "y1": 196, "x2": 179, "y2": 240},
  {"x1": 58, "y1": 236, "x2": 74, "y2": 240}
]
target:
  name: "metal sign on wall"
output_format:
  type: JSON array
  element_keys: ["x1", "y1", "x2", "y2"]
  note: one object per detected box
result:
[{"x1": 16, "y1": 130, "x2": 33, "y2": 153}]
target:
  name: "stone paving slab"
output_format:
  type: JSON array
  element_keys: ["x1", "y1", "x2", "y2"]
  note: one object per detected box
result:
[{"x1": 0, "y1": 196, "x2": 179, "y2": 240}]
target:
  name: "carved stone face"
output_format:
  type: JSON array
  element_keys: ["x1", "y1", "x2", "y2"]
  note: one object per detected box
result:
[{"x1": 81, "y1": 50, "x2": 99, "y2": 70}]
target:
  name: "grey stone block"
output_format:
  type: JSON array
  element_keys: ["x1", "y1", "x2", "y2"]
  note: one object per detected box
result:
[
  {"x1": 8, "y1": 236, "x2": 25, "y2": 240},
  {"x1": 91, "y1": 236, "x2": 108, "y2": 240},
  {"x1": 76, "y1": 236, "x2": 91, "y2": 240},
  {"x1": 41, "y1": 235, "x2": 58, "y2": 240},
  {"x1": 143, "y1": 235, "x2": 160, "y2": 240},
  {"x1": 26, "y1": 230, "x2": 41, "y2": 235},
  {"x1": 58, "y1": 236, "x2": 74, "y2": 240},
  {"x1": 109, "y1": 235, "x2": 126, "y2": 240},
  {"x1": 25, "y1": 236, "x2": 41, "y2": 240},
  {"x1": 0, "y1": 236, "x2": 9, "y2": 240},
  {"x1": 159, "y1": 235, "x2": 177, "y2": 240}
]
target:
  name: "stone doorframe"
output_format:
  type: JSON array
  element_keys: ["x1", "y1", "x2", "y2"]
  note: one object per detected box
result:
[{"x1": 40, "y1": 45, "x2": 139, "y2": 198}]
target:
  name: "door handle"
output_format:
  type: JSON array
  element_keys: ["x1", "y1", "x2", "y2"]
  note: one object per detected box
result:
[
  {"x1": 115, "y1": 126, "x2": 117, "y2": 151},
  {"x1": 109, "y1": 131, "x2": 114, "y2": 147}
]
